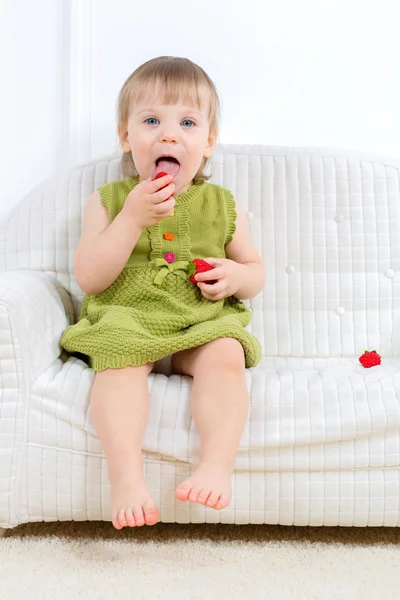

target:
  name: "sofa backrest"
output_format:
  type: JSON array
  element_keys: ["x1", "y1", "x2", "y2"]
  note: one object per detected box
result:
[{"x1": 0, "y1": 144, "x2": 399, "y2": 358}]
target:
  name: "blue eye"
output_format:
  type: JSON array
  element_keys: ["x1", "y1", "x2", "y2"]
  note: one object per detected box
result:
[{"x1": 144, "y1": 117, "x2": 195, "y2": 127}]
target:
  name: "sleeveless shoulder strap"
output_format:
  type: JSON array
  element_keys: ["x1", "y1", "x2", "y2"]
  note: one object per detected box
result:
[
  {"x1": 220, "y1": 186, "x2": 237, "y2": 245},
  {"x1": 97, "y1": 178, "x2": 137, "y2": 222}
]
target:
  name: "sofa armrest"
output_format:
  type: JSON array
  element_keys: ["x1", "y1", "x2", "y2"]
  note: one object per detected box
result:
[
  {"x1": 0, "y1": 270, "x2": 75, "y2": 383},
  {"x1": 0, "y1": 270, "x2": 74, "y2": 527}
]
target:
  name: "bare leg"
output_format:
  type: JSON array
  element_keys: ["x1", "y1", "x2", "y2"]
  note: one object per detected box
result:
[
  {"x1": 172, "y1": 338, "x2": 249, "y2": 510},
  {"x1": 90, "y1": 363, "x2": 160, "y2": 529}
]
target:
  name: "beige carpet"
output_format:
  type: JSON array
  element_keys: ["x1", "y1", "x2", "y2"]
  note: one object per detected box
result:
[{"x1": 1, "y1": 522, "x2": 400, "y2": 599}]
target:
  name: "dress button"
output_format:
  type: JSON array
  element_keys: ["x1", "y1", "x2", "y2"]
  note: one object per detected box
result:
[
  {"x1": 164, "y1": 232, "x2": 174, "y2": 241},
  {"x1": 335, "y1": 214, "x2": 344, "y2": 223},
  {"x1": 165, "y1": 253, "x2": 175, "y2": 263},
  {"x1": 385, "y1": 269, "x2": 395, "y2": 278},
  {"x1": 336, "y1": 306, "x2": 345, "y2": 315},
  {"x1": 247, "y1": 212, "x2": 254, "y2": 220},
  {"x1": 286, "y1": 265, "x2": 295, "y2": 274}
]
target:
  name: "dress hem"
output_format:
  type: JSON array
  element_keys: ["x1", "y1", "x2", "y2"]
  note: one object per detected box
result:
[{"x1": 64, "y1": 325, "x2": 261, "y2": 372}]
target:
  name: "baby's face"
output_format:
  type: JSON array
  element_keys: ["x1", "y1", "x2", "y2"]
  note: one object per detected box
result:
[{"x1": 122, "y1": 87, "x2": 215, "y2": 195}]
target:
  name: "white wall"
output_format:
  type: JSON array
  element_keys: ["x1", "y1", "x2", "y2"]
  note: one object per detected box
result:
[
  {"x1": 0, "y1": 0, "x2": 65, "y2": 222},
  {"x1": 1, "y1": 0, "x2": 400, "y2": 222}
]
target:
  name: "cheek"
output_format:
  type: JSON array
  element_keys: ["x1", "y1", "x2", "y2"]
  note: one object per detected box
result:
[
  {"x1": 187, "y1": 137, "x2": 205, "y2": 155},
  {"x1": 135, "y1": 140, "x2": 148, "y2": 153},
  {"x1": 130, "y1": 136, "x2": 150, "y2": 161}
]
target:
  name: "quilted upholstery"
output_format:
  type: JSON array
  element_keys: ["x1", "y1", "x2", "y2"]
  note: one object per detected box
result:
[{"x1": 0, "y1": 144, "x2": 399, "y2": 528}]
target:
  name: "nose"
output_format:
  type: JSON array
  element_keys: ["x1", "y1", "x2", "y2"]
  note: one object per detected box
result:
[{"x1": 159, "y1": 124, "x2": 179, "y2": 144}]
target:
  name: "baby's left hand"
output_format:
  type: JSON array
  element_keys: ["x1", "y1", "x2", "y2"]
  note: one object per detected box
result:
[{"x1": 195, "y1": 257, "x2": 245, "y2": 301}]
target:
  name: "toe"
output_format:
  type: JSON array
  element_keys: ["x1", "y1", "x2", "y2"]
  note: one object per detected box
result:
[
  {"x1": 126, "y1": 509, "x2": 136, "y2": 527},
  {"x1": 143, "y1": 502, "x2": 160, "y2": 526},
  {"x1": 133, "y1": 506, "x2": 145, "y2": 527},
  {"x1": 118, "y1": 509, "x2": 127, "y2": 528},
  {"x1": 197, "y1": 488, "x2": 212, "y2": 505},
  {"x1": 216, "y1": 493, "x2": 231, "y2": 510},
  {"x1": 188, "y1": 484, "x2": 203, "y2": 503},
  {"x1": 112, "y1": 518, "x2": 122, "y2": 530},
  {"x1": 175, "y1": 478, "x2": 195, "y2": 501},
  {"x1": 206, "y1": 491, "x2": 220, "y2": 508}
]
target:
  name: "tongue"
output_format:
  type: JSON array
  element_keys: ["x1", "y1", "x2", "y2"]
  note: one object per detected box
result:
[{"x1": 155, "y1": 158, "x2": 180, "y2": 178}]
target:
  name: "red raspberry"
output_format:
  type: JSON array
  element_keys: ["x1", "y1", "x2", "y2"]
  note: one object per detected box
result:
[
  {"x1": 359, "y1": 350, "x2": 381, "y2": 368},
  {"x1": 153, "y1": 171, "x2": 173, "y2": 202},
  {"x1": 154, "y1": 171, "x2": 168, "y2": 180},
  {"x1": 188, "y1": 259, "x2": 217, "y2": 285}
]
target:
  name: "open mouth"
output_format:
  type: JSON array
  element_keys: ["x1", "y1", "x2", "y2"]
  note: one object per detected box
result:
[{"x1": 154, "y1": 156, "x2": 180, "y2": 178}]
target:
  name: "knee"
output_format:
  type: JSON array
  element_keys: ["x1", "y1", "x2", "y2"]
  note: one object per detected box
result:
[
  {"x1": 106, "y1": 363, "x2": 153, "y2": 375},
  {"x1": 195, "y1": 338, "x2": 245, "y2": 375},
  {"x1": 93, "y1": 363, "x2": 153, "y2": 384}
]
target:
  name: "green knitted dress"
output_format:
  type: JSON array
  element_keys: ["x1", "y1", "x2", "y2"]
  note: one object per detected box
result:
[{"x1": 60, "y1": 176, "x2": 261, "y2": 372}]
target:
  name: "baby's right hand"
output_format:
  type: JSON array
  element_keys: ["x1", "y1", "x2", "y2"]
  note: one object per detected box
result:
[{"x1": 122, "y1": 174, "x2": 176, "y2": 229}]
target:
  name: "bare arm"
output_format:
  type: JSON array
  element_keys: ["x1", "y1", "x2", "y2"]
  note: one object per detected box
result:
[
  {"x1": 225, "y1": 202, "x2": 265, "y2": 299},
  {"x1": 195, "y1": 201, "x2": 265, "y2": 302},
  {"x1": 74, "y1": 191, "x2": 143, "y2": 295},
  {"x1": 75, "y1": 174, "x2": 176, "y2": 295}
]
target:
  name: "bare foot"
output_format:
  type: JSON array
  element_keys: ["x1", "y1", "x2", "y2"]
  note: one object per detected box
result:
[
  {"x1": 110, "y1": 474, "x2": 160, "y2": 529},
  {"x1": 175, "y1": 461, "x2": 232, "y2": 510}
]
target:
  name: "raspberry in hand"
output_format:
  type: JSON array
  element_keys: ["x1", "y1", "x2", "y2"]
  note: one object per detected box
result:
[
  {"x1": 153, "y1": 171, "x2": 174, "y2": 215},
  {"x1": 188, "y1": 259, "x2": 217, "y2": 286}
]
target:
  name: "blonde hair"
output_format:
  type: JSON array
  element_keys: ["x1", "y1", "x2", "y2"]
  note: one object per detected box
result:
[{"x1": 117, "y1": 56, "x2": 220, "y2": 182}]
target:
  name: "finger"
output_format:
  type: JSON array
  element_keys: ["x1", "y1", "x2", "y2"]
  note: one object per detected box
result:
[
  {"x1": 155, "y1": 208, "x2": 175, "y2": 220},
  {"x1": 200, "y1": 289, "x2": 215, "y2": 300},
  {"x1": 211, "y1": 290, "x2": 229, "y2": 301},
  {"x1": 203, "y1": 257, "x2": 223, "y2": 267},
  {"x1": 153, "y1": 197, "x2": 175, "y2": 216},
  {"x1": 195, "y1": 267, "x2": 224, "y2": 282},
  {"x1": 198, "y1": 280, "x2": 222, "y2": 293},
  {"x1": 198, "y1": 281, "x2": 227, "y2": 296},
  {"x1": 152, "y1": 183, "x2": 176, "y2": 204},
  {"x1": 140, "y1": 175, "x2": 169, "y2": 193},
  {"x1": 201, "y1": 289, "x2": 227, "y2": 301},
  {"x1": 149, "y1": 173, "x2": 174, "y2": 191}
]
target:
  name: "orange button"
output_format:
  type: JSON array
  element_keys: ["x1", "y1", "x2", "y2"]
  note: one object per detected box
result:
[{"x1": 164, "y1": 232, "x2": 174, "y2": 241}]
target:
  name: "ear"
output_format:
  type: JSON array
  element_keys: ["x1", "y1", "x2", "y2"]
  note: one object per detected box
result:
[
  {"x1": 117, "y1": 124, "x2": 131, "y2": 153},
  {"x1": 204, "y1": 128, "x2": 217, "y2": 159}
]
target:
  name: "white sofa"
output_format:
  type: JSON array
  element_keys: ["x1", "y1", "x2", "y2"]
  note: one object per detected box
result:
[{"x1": 0, "y1": 144, "x2": 399, "y2": 533}]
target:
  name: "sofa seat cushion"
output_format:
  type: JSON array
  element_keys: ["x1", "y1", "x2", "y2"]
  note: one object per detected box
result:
[{"x1": 28, "y1": 355, "x2": 400, "y2": 473}]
